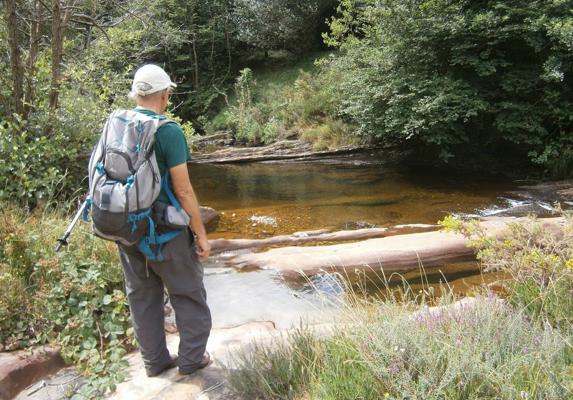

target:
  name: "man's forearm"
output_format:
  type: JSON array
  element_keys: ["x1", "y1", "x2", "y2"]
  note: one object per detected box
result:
[{"x1": 177, "y1": 189, "x2": 207, "y2": 239}]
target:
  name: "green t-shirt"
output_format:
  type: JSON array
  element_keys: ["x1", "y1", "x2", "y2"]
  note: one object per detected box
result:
[{"x1": 133, "y1": 108, "x2": 191, "y2": 204}]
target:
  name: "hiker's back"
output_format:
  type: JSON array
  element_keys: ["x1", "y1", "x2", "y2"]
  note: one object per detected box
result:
[{"x1": 88, "y1": 109, "x2": 168, "y2": 245}]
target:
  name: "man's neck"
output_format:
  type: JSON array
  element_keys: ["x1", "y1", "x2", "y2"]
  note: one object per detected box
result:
[{"x1": 135, "y1": 103, "x2": 163, "y2": 114}]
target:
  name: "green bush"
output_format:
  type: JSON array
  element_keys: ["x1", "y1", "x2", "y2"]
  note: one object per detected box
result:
[
  {"x1": 451, "y1": 215, "x2": 573, "y2": 332},
  {"x1": 0, "y1": 117, "x2": 80, "y2": 207},
  {"x1": 301, "y1": 117, "x2": 357, "y2": 151},
  {"x1": 324, "y1": 0, "x2": 573, "y2": 172},
  {"x1": 221, "y1": 63, "x2": 358, "y2": 147},
  {"x1": 0, "y1": 205, "x2": 133, "y2": 398}
]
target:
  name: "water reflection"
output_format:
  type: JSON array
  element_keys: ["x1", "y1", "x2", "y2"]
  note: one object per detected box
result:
[
  {"x1": 189, "y1": 152, "x2": 556, "y2": 300},
  {"x1": 189, "y1": 153, "x2": 527, "y2": 239}
]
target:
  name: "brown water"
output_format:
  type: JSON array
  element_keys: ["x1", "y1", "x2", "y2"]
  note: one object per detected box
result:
[
  {"x1": 189, "y1": 153, "x2": 535, "y2": 240},
  {"x1": 190, "y1": 152, "x2": 555, "y2": 301}
]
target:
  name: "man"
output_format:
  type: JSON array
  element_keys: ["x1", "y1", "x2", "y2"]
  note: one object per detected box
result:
[{"x1": 118, "y1": 64, "x2": 212, "y2": 377}]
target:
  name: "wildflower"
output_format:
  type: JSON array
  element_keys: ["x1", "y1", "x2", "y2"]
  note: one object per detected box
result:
[
  {"x1": 520, "y1": 391, "x2": 529, "y2": 399},
  {"x1": 566, "y1": 259, "x2": 573, "y2": 271},
  {"x1": 384, "y1": 393, "x2": 390, "y2": 398}
]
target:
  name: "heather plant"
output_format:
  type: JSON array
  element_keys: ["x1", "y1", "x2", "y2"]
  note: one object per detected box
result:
[{"x1": 225, "y1": 292, "x2": 572, "y2": 399}]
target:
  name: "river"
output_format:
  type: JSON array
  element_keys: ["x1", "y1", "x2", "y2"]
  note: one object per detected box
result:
[{"x1": 188, "y1": 152, "x2": 562, "y2": 310}]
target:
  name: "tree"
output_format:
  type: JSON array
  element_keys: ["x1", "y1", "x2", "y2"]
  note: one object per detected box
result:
[
  {"x1": 233, "y1": 0, "x2": 336, "y2": 56},
  {"x1": 4, "y1": 0, "x2": 25, "y2": 115},
  {"x1": 324, "y1": 0, "x2": 573, "y2": 173}
]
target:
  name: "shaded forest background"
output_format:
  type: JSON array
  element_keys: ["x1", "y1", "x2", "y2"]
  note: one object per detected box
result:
[{"x1": 2, "y1": 0, "x2": 573, "y2": 207}]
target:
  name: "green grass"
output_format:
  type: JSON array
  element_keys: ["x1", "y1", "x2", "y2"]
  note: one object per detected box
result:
[
  {"x1": 209, "y1": 50, "x2": 332, "y2": 131},
  {"x1": 206, "y1": 50, "x2": 356, "y2": 148}
]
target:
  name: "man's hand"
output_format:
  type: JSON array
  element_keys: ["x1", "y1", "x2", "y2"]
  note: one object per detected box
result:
[{"x1": 196, "y1": 234, "x2": 211, "y2": 258}]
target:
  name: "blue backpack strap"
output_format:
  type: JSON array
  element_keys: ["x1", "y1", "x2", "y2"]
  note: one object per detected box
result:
[
  {"x1": 137, "y1": 204, "x2": 183, "y2": 262},
  {"x1": 137, "y1": 229, "x2": 181, "y2": 261},
  {"x1": 162, "y1": 173, "x2": 182, "y2": 211},
  {"x1": 137, "y1": 171, "x2": 186, "y2": 262},
  {"x1": 82, "y1": 197, "x2": 92, "y2": 222},
  {"x1": 127, "y1": 209, "x2": 151, "y2": 232}
]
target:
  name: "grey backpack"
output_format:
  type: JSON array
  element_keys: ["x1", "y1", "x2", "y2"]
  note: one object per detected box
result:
[{"x1": 88, "y1": 109, "x2": 168, "y2": 246}]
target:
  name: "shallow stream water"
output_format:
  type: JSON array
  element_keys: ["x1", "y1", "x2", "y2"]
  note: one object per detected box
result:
[{"x1": 189, "y1": 152, "x2": 560, "y2": 306}]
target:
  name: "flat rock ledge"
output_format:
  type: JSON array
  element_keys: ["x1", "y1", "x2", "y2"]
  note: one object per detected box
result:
[
  {"x1": 200, "y1": 206, "x2": 218, "y2": 226},
  {"x1": 0, "y1": 345, "x2": 64, "y2": 400},
  {"x1": 191, "y1": 140, "x2": 367, "y2": 164},
  {"x1": 224, "y1": 217, "x2": 568, "y2": 278}
]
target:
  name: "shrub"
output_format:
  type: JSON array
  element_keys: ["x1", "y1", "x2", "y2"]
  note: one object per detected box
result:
[
  {"x1": 448, "y1": 215, "x2": 573, "y2": 332},
  {"x1": 222, "y1": 64, "x2": 358, "y2": 147},
  {"x1": 0, "y1": 205, "x2": 133, "y2": 398},
  {"x1": 0, "y1": 117, "x2": 80, "y2": 207},
  {"x1": 301, "y1": 117, "x2": 357, "y2": 151},
  {"x1": 323, "y1": 0, "x2": 573, "y2": 172}
]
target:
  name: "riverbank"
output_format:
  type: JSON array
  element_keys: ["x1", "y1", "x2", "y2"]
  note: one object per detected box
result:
[
  {"x1": 223, "y1": 215, "x2": 573, "y2": 399},
  {"x1": 2, "y1": 167, "x2": 572, "y2": 399}
]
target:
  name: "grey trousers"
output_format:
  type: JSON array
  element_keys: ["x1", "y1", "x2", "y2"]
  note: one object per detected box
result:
[{"x1": 118, "y1": 227, "x2": 212, "y2": 374}]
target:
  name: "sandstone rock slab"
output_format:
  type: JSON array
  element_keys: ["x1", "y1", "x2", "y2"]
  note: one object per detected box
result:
[{"x1": 0, "y1": 345, "x2": 64, "y2": 400}]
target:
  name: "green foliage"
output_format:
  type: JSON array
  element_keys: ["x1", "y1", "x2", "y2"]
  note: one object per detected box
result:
[
  {"x1": 0, "y1": 206, "x2": 134, "y2": 398},
  {"x1": 226, "y1": 294, "x2": 572, "y2": 399},
  {"x1": 301, "y1": 117, "x2": 357, "y2": 151},
  {"x1": 218, "y1": 56, "x2": 359, "y2": 148},
  {"x1": 324, "y1": 0, "x2": 573, "y2": 173},
  {"x1": 461, "y1": 216, "x2": 573, "y2": 332},
  {"x1": 0, "y1": 117, "x2": 80, "y2": 207},
  {"x1": 225, "y1": 68, "x2": 272, "y2": 144},
  {"x1": 151, "y1": 0, "x2": 239, "y2": 117},
  {"x1": 232, "y1": 0, "x2": 335, "y2": 55}
]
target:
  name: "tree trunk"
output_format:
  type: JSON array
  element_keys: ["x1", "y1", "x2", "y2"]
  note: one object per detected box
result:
[
  {"x1": 192, "y1": 32, "x2": 200, "y2": 91},
  {"x1": 49, "y1": 0, "x2": 64, "y2": 110},
  {"x1": 24, "y1": 0, "x2": 41, "y2": 118},
  {"x1": 5, "y1": 0, "x2": 25, "y2": 115},
  {"x1": 225, "y1": 23, "x2": 232, "y2": 80}
]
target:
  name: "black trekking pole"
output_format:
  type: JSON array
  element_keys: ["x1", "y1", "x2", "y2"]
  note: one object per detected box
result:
[{"x1": 55, "y1": 197, "x2": 90, "y2": 252}]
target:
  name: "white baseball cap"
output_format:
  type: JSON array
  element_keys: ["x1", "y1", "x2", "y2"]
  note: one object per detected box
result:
[{"x1": 129, "y1": 64, "x2": 177, "y2": 97}]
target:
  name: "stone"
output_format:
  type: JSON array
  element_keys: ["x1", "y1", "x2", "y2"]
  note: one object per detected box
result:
[
  {"x1": 0, "y1": 345, "x2": 65, "y2": 400},
  {"x1": 200, "y1": 206, "x2": 219, "y2": 226},
  {"x1": 224, "y1": 217, "x2": 567, "y2": 278},
  {"x1": 105, "y1": 322, "x2": 278, "y2": 400}
]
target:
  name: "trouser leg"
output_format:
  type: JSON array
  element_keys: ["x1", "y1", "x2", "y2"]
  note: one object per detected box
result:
[
  {"x1": 169, "y1": 285, "x2": 211, "y2": 371},
  {"x1": 118, "y1": 245, "x2": 171, "y2": 375},
  {"x1": 150, "y1": 228, "x2": 212, "y2": 372}
]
